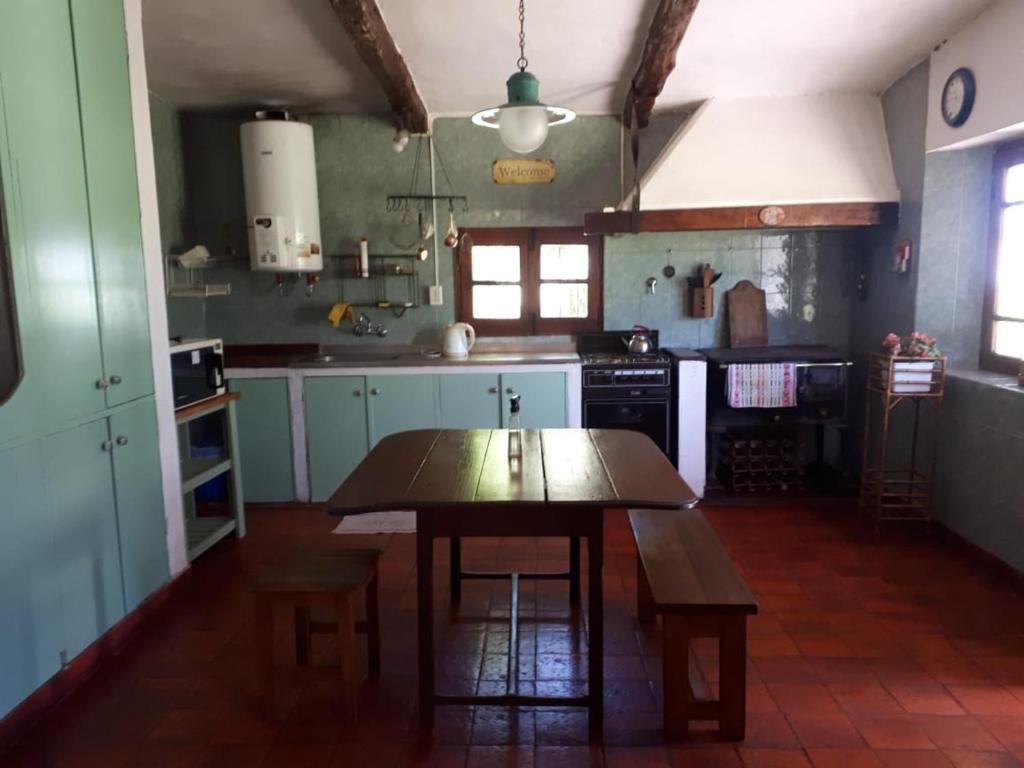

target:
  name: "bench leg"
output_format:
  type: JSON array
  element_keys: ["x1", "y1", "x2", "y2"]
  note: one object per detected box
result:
[
  {"x1": 662, "y1": 615, "x2": 691, "y2": 740},
  {"x1": 256, "y1": 595, "x2": 277, "y2": 718},
  {"x1": 335, "y1": 593, "x2": 358, "y2": 723},
  {"x1": 636, "y1": 556, "x2": 655, "y2": 624},
  {"x1": 366, "y1": 571, "x2": 381, "y2": 677},
  {"x1": 294, "y1": 605, "x2": 311, "y2": 666},
  {"x1": 719, "y1": 616, "x2": 747, "y2": 741}
]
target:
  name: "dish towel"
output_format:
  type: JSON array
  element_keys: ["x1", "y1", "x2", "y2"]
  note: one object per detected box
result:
[
  {"x1": 726, "y1": 363, "x2": 797, "y2": 408},
  {"x1": 332, "y1": 510, "x2": 416, "y2": 534}
]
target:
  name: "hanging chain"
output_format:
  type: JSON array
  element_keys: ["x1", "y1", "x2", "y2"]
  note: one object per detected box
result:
[{"x1": 516, "y1": 0, "x2": 528, "y2": 71}]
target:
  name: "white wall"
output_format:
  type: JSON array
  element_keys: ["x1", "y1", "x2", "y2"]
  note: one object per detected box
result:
[
  {"x1": 124, "y1": 0, "x2": 188, "y2": 576},
  {"x1": 927, "y1": 0, "x2": 1024, "y2": 152},
  {"x1": 634, "y1": 95, "x2": 900, "y2": 210}
]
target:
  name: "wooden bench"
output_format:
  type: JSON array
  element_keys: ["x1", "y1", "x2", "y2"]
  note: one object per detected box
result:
[
  {"x1": 629, "y1": 509, "x2": 757, "y2": 741},
  {"x1": 253, "y1": 549, "x2": 381, "y2": 720}
]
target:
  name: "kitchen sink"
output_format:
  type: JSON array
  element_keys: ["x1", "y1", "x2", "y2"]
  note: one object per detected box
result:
[{"x1": 299, "y1": 352, "x2": 402, "y2": 365}]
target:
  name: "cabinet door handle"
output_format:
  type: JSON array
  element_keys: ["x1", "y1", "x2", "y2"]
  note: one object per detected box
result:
[
  {"x1": 505, "y1": 387, "x2": 516, "y2": 395},
  {"x1": 487, "y1": 387, "x2": 498, "y2": 394},
  {"x1": 370, "y1": 388, "x2": 382, "y2": 396},
  {"x1": 116, "y1": 435, "x2": 128, "y2": 446},
  {"x1": 110, "y1": 375, "x2": 123, "y2": 385},
  {"x1": 96, "y1": 378, "x2": 109, "y2": 390},
  {"x1": 353, "y1": 389, "x2": 364, "y2": 397},
  {"x1": 100, "y1": 440, "x2": 113, "y2": 452}
]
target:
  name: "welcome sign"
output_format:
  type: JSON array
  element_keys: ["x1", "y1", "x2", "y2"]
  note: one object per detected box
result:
[{"x1": 492, "y1": 158, "x2": 555, "y2": 184}]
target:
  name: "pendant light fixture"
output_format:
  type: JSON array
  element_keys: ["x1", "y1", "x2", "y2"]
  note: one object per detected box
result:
[{"x1": 471, "y1": 0, "x2": 575, "y2": 154}]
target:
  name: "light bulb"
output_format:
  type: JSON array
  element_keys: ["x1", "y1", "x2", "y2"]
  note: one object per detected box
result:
[{"x1": 498, "y1": 105, "x2": 549, "y2": 154}]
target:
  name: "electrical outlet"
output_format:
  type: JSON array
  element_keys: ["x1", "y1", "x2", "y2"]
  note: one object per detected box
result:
[{"x1": 429, "y1": 285, "x2": 443, "y2": 306}]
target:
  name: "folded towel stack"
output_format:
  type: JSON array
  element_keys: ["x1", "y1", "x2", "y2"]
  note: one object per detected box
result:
[{"x1": 726, "y1": 363, "x2": 797, "y2": 409}]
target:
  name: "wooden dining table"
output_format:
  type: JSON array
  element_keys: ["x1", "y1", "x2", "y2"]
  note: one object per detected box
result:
[{"x1": 325, "y1": 428, "x2": 698, "y2": 738}]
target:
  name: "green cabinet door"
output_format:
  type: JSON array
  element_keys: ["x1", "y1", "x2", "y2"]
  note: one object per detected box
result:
[
  {"x1": 109, "y1": 399, "x2": 168, "y2": 612},
  {"x1": 367, "y1": 374, "x2": 438, "y2": 445},
  {"x1": 70, "y1": 0, "x2": 153, "y2": 407},
  {"x1": 0, "y1": 0, "x2": 105, "y2": 433},
  {"x1": 44, "y1": 418, "x2": 124, "y2": 659},
  {"x1": 231, "y1": 378, "x2": 294, "y2": 502},
  {"x1": 501, "y1": 372, "x2": 568, "y2": 428},
  {"x1": 439, "y1": 374, "x2": 501, "y2": 428},
  {"x1": 305, "y1": 377, "x2": 369, "y2": 503},
  {"x1": 0, "y1": 440, "x2": 63, "y2": 719}
]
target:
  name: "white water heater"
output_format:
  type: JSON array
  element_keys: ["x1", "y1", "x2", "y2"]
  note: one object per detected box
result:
[{"x1": 240, "y1": 112, "x2": 322, "y2": 273}]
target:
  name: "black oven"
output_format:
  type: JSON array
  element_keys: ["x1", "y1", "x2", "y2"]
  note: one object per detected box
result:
[{"x1": 582, "y1": 390, "x2": 672, "y2": 456}]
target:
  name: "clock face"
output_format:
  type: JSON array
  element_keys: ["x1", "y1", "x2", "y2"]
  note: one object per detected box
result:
[{"x1": 942, "y1": 68, "x2": 975, "y2": 127}]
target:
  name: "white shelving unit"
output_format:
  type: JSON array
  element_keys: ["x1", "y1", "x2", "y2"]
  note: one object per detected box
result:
[{"x1": 175, "y1": 392, "x2": 246, "y2": 561}]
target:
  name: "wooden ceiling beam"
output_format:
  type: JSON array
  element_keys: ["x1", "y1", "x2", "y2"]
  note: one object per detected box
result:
[
  {"x1": 626, "y1": 0, "x2": 700, "y2": 128},
  {"x1": 584, "y1": 203, "x2": 899, "y2": 235},
  {"x1": 329, "y1": 0, "x2": 429, "y2": 134}
]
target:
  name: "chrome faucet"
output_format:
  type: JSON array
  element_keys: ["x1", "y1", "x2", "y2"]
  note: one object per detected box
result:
[{"x1": 353, "y1": 312, "x2": 388, "y2": 337}]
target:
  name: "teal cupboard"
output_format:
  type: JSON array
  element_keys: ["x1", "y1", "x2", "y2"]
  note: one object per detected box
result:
[{"x1": 0, "y1": 0, "x2": 168, "y2": 720}]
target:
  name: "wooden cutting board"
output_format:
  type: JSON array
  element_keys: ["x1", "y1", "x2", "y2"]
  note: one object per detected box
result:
[{"x1": 726, "y1": 280, "x2": 768, "y2": 348}]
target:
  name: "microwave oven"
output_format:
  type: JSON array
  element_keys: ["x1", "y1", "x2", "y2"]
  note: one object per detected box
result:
[{"x1": 170, "y1": 338, "x2": 225, "y2": 410}]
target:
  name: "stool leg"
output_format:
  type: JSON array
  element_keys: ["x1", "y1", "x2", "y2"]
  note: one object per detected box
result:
[
  {"x1": 366, "y1": 571, "x2": 381, "y2": 677},
  {"x1": 662, "y1": 615, "x2": 691, "y2": 740},
  {"x1": 294, "y1": 605, "x2": 311, "y2": 666},
  {"x1": 335, "y1": 593, "x2": 358, "y2": 723},
  {"x1": 449, "y1": 537, "x2": 462, "y2": 604},
  {"x1": 719, "y1": 616, "x2": 747, "y2": 741},
  {"x1": 637, "y1": 556, "x2": 655, "y2": 623},
  {"x1": 569, "y1": 536, "x2": 580, "y2": 607},
  {"x1": 255, "y1": 595, "x2": 276, "y2": 717}
]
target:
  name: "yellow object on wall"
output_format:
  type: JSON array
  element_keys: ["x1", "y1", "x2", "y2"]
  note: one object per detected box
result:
[{"x1": 327, "y1": 302, "x2": 356, "y2": 328}]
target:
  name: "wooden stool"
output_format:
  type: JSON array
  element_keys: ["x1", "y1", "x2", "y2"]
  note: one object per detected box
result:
[{"x1": 253, "y1": 549, "x2": 381, "y2": 720}]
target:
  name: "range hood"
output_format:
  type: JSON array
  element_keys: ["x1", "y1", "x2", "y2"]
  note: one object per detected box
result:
[{"x1": 623, "y1": 95, "x2": 901, "y2": 211}]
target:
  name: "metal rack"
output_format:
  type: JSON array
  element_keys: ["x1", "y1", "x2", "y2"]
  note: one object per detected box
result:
[
  {"x1": 859, "y1": 353, "x2": 946, "y2": 530},
  {"x1": 333, "y1": 253, "x2": 421, "y2": 317}
]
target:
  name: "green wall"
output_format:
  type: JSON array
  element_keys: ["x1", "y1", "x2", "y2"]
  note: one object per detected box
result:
[
  {"x1": 151, "y1": 109, "x2": 860, "y2": 350},
  {"x1": 149, "y1": 94, "x2": 205, "y2": 339}
]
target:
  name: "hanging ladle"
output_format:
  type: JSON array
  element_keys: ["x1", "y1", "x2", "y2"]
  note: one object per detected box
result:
[{"x1": 443, "y1": 208, "x2": 459, "y2": 248}]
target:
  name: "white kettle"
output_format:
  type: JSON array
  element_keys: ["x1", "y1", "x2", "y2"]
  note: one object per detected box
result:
[{"x1": 443, "y1": 322, "x2": 476, "y2": 359}]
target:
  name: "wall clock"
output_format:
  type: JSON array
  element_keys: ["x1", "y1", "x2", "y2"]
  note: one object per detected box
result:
[{"x1": 941, "y1": 67, "x2": 976, "y2": 128}]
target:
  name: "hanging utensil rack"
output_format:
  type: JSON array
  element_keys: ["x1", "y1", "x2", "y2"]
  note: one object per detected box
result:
[{"x1": 386, "y1": 194, "x2": 468, "y2": 214}]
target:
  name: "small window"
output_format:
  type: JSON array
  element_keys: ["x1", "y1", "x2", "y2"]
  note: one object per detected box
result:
[
  {"x1": 982, "y1": 142, "x2": 1024, "y2": 373},
  {"x1": 0, "y1": 166, "x2": 21, "y2": 405},
  {"x1": 456, "y1": 227, "x2": 602, "y2": 335}
]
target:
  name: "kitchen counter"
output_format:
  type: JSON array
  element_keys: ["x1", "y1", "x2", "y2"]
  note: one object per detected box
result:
[{"x1": 224, "y1": 343, "x2": 579, "y2": 370}]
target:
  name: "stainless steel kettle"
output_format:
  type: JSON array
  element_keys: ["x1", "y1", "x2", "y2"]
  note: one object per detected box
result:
[{"x1": 623, "y1": 325, "x2": 653, "y2": 355}]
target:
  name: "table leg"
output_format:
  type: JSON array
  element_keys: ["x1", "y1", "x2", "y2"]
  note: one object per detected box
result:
[
  {"x1": 569, "y1": 535, "x2": 581, "y2": 607},
  {"x1": 449, "y1": 536, "x2": 462, "y2": 604},
  {"x1": 416, "y1": 511, "x2": 435, "y2": 729},
  {"x1": 587, "y1": 521, "x2": 604, "y2": 740}
]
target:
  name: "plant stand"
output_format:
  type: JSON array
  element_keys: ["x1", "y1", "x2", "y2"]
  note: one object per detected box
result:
[{"x1": 859, "y1": 353, "x2": 945, "y2": 531}]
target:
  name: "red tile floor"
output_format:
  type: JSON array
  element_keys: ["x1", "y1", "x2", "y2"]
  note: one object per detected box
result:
[{"x1": 4, "y1": 502, "x2": 1024, "y2": 767}]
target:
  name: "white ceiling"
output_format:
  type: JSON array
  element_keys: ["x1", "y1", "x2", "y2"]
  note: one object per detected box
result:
[
  {"x1": 141, "y1": 0, "x2": 387, "y2": 112},
  {"x1": 142, "y1": 0, "x2": 993, "y2": 116}
]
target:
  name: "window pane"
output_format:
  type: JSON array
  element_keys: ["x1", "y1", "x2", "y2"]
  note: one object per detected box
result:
[
  {"x1": 540, "y1": 243, "x2": 589, "y2": 280},
  {"x1": 993, "y1": 320, "x2": 1024, "y2": 359},
  {"x1": 540, "y1": 283, "x2": 588, "y2": 318},
  {"x1": 471, "y1": 245, "x2": 520, "y2": 282},
  {"x1": 995, "y1": 204, "x2": 1024, "y2": 320},
  {"x1": 1005, "y1": 163, "x2": 1024, "y2": 203},
  {"x1": 472, "y1": 284, "x2": 521, "y2": 319}
]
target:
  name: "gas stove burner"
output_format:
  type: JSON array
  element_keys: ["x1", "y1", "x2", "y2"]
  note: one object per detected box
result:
[{"x1": 583, "y1": 352, "x2": 670, "y2": 366}]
